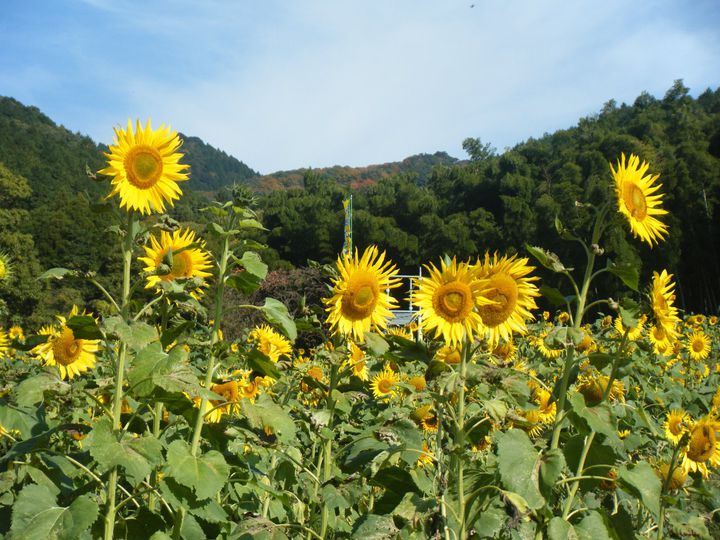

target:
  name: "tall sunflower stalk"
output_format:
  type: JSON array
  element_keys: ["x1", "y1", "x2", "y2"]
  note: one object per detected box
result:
[{"x1": 103, "y1": 211, "x2": 137, "y2": 540}]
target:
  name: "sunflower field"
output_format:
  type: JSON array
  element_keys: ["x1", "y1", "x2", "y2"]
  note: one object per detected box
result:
[{"x1": 1, "y1": 120, "x2": 720, "y2": 540}]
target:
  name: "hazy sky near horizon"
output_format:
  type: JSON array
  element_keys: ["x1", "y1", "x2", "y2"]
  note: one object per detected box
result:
[{"x1": 1, "y1": 0, "x2": 719, "y2": 173}]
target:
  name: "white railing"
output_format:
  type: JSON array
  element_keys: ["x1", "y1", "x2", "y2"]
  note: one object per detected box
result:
[{"x1": 386, "y1": 268, "x2": 423, "y2": 340}]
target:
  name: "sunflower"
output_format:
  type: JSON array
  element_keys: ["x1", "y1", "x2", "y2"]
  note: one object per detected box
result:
[
  {"x1": 519, "y1": 387, "x2": 556, "y2": 437},
  {"x1": 325, "y1": 246, "x2": 401, "y2": 342},
  {"x1": 655, "y1": 461, "x2": 687, "y2": 491},
  {"x1": 681, "y1": 416, "x2": 720, "y2": 478},
  {"x1": 0, "y1": 250, "x2": 13, "y2": 284},
  {"x1": 370, "y1": 366, "x2": 399, "y2": 401},
  {"x1": 530, "y1": 331, "x2": 564, "y2": 360},
  {"x1": 491, "y1": 340, "x2": 517, "y2": 365},
  {"x1": 33, "y1": 306, "x2": 100, "y2": 379},
  {"x1": 416, "y1": 441, "x2": 434, "y2": 468},
  {"x1": 664, "y1": 409, "x2": 691, "y2": 445},
  {"x1": 435, "y1": 344, "x2": 462, "y2": 365},
  {"x1": 99, "y1": 119, "x2": 189, "y2": 215},
  {"x1": 139, "y1": 228, "x2": 212, "y2": 295},
  {"x1": 610, "y1": 153, "x2": 668, "y2": 247},
  {"x1": 344, "y1": 341, "x2": 369, "y2": 381},
  {"x1": 8, "y1": 326, "x2": 24, "y2": 342},
  {"x1": 248, "y1": 324, "x2": 292, "y2": 363},
  {"x1": 413, "y1": 257, "x2": 492, "y2": 346},
  {"x1": 576, "y1": 373, "x2": 625, "y2": 405},
  {"x1": 614, "y1": 314, "x2": 647, "y2": 341},
  {"x1": 474, "y1": 253, "x2": 540, "y2": 349},
  {"x1": 687, "y1": 331, "x2": 711, "y2": 361},
  {"x1": 648, "y1": 325, "x2": 672, "y2": 355},
  {"x1": 408, "y1": 375, "x2": 427, "y2": 392},
  {"x1": 412, "y1": 405, "x2": 438, "y2": 432},
  {"x1": 0, "y1": 329, "x2": 8, "y2": 359},
  {"x1": 385, "y1": 326, "x2": 413, "y2": 341},
  {"x1": 206, "y1": 380, "x2": 240, "y2": 422},
  {"x1": 709, "y1": 316, "x2": 718, "y2": 326},
  {"x1": 650, "y1": 270, "x2": 680, "y2": 341}
]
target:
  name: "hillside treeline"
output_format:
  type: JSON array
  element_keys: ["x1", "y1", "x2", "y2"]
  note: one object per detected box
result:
[
  {"x1": 0, "y1": 81, "x2": 719, "y2": 325},
  {"x1": 259, "y1": 81, "x2": 720, "y2": 313}
]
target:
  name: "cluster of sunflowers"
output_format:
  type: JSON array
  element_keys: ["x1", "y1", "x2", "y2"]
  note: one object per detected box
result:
[{"x1": 1, "y1": 117, "x2": 719, "y2": 540}]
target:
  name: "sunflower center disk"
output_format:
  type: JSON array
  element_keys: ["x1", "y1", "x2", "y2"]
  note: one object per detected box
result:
[
  {"x1": 692, "y1": 339, "x2": 705, "y2": 353},
  {"x1": 624, "y1": 184, "x2": 648, "y2": 219},
  {"x1": 378, "y1": 379, "x2": 394, "y2": 393},
  {"x1": 434, "y1": 282, "x2": 472, "y2": 323},
  {"x1": 125, "y1": 145, "x2": 163, "y2": 189},
  {"x1": 171, "y1": 252, "x2": 191, "y2": 277},
  {"x1": 688, "y1": 425, "x2": 715, "y2": 463},
  {"x1": 341, "y1": 277, "x2": 379, "y2": 321},
  {"x1": 53, "y1": 328, "x2": 83, "y2": 366},
  {"x1": 478, "y1": 273, "x2": 518, "y2": 327}
]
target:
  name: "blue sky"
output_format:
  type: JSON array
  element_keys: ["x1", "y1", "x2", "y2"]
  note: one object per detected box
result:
[{"x1": 1, "y1": 0, "x2": 719, "y2": 173}]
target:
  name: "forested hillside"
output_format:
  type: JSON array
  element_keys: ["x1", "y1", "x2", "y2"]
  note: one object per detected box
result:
[
  {"x1": 1, "y1": 81, "x2": 719, "y2": 323},
  {"x1": 259, "y1": 82, "x2": 720, "y2": 313}
]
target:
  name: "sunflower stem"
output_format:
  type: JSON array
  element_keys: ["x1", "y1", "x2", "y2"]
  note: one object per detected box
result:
[
  {"x1": 656, "y1": 442, "x2": 683, "y2": 540},
  {"x1": 148, "y1": 400, "x2": 164, "y2": 512},
  {"x1": 550, "y1": 347, "x2": 575, "y2": 451},
  {"x1": 103, "y1": 211, "x2": 135, "y2": 540},
  {"x1": 452, "y1": 340, "x2": 469, "y2": 539},
  {"x1": 319, "y1": 362, "x2": 339, "y2": 539}
]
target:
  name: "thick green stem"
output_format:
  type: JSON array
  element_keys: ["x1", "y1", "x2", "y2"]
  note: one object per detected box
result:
[
  {"x1": 656, "y1": 443, "x2": 683, "y2": 540},
  {"x1": 550, "y1": 347, "x2": 575, "y2": 451},
  {"x1": 562, "y1": 431, "x2": 596, "y2": 519},
  {"x1": 319, "y1": 364, "x2": 339, "y2": 539},
  {"x1": 148, "y1": 401, "x2": 164, "y2": 512},
  {"x1": 454, "y1": 343, "x2": 469, "y2": 539},
  {"x1": 103, "y1": 212, "x2": 134, "y2": 540},
  {"x1": 189, "y1": 232, "x2": 231, "y2": 456}
]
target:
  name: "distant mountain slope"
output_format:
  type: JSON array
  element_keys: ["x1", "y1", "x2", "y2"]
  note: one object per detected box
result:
[
  {"x1": 255, "y1": 151, "x2": 460, "y2": 191},
  {"x1": 0, "y1": 96, "x2": 259, "y2": 197}
]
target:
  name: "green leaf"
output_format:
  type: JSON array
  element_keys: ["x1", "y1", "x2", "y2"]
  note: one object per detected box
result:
[
  {"x1": 240, "y1": 395, "x2": 296, "y2": 444},
  {"x1": 261, "y1": 298, "x2": 296, "y2": 341},
  {"x1": 350, "y1": 514, "x2": 398, "y2": 539},
  {"x1": 425, "y1": 359, "x2": 451, "y2": 380},
  {"x1": 15, "y1": 372, "x2": 70, "y2": 407},
  {"x1": 38, "y1": 267, "x2": 74, "y2": 280},
  {"x1": 364, "y1": 332, "x2": 389, "y2": 356},
  {"x1": 370, "y1": 466, "x2": 420, "y2": 495},
  {"x1": 540, "y1": 285, "x2": 569, "y2": 307},
  {"x1": 495, "y1": 429, "x2": 545, "y2": 510},
  {"x1": 574, "y1": 510, "x2": 614, "y2": 540},
  {"x1": 246, "y1": 348, "x2": 282, "y2": 379},
  {"x1": 86, "y1": 417, "x2": 163, "y2": 483},
  {"x1": 10, "y1": 484, "x2": 99, "y2": 540},
  {"x1": 568, "y1": 392, "x2": 617, "y2": 438},
  {"x1": 548, "y1": 517, "x2": 578, "y2": 540},
  {"x1": 103, "y1": 316, "x2": 158, "y2": 351},
  {"x1": 238, "y1": 250, "x2": 268, "y2": 279},
  {"x1": 539, "y1": 448, "x2": 566, "y2": 495},
  {"x1": 65, "y1": 315, "x2": 103, "y2": 340},
  {"x1": 165, "y1": 440, "x2": 229, "y2": 499},
  {"x1": 607, "y1": 261, "x2": 639, "y2": 292},
  {"x1": 127, "y1": 342, "x2": 203, "y2": 398},
  {"x1": 617, "y1": 462, "x2": 661, "y2": 519},
  {"x1": 525, "y1": 245, "x2": 569, "y2": 272}
]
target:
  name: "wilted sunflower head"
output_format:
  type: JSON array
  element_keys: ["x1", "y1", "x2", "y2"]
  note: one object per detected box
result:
[
  {"x1": 413, "y1": 257, "x2": 492, "y2": 347},
  {"x1": 664, "y1": 409, "x2": 691, "y2": 445},
  {"x1": 474, "y1": 253, "x2": 540, "y2": 349},
  {"x1": 435, "y1": 344, "x2": 462, "y2": 365},
  {"x1": 99, "y1": 119, "x2": 190, "y2": 215},
  {"x1": 655, "y1": 461, "x2": 687, "y2": 491},
  {"x1": 325, "y1": 246, "x2": 401, "y2": 342},
  {"x1": 681, "y1": 416, "x2": 720, "y2": 478},
  {"x1": 610, "y1": 153, "x2": 668, "y2": 247}
]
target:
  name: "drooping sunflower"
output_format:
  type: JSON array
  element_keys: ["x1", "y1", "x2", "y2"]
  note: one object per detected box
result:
[
  {"x1": 655, "y1": 461, "x2": 688, "y2": 491},
  {"x1": 576, "y1": 373, "x2": 625, "y2": 405},
  {"x1": 248, "y1": 324, "x2": 292, "y2": 363},
  {"x1": 529, "y1": 331, "x2": 564, "y2": 360},
  {"x1": 416, "y1": 441, "x2": 434, "y2": 468},
  {"x1": 414, "y1": 257, "x2": 493, "y2": 346},
  {"x1": 325, "y1": 246, "x2": 401, "y2": 342},
  {"x1": 491, "y1": 340, "x2": 517, "y2": 365},
  {"x1": 33, "y1": 306, "x2": 100, "y2": 379},
  {"x1": 681, "y1": 416, "x2": 720, "y2": 478},
  {"x1": 385, "y1": 326, "x2": 414, "y2": 341},
  {"x1": 99, "y1": 119, "x2": 189, "y2": 215},
  {"x1": 474, "y1": 253, "x2": 540, "y2": 349},
  {"x1": 664, "y1": 409, "x2": 691, "y2": 445},
  {"x1": 610, "y1": 153, "x2": 668, "y2": 247},
  {"x1": 370, "y1": 366, "x2": 399, "y2": 401},
  {"x1": 411, "y1": 405, "x2": 439, "y2": 433},
  {"x1": 0, "y1": 250, "x2": 13, "y2": 284},
  {"x1": 139, "y1": 228, "x2": 212, "y2": 295},
  {"x1": 687, "y1": 330, "x2": 711, "y2": 362},
  {"x1": 650, "y1": 270, "x2": 680, "y2": 341}
]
